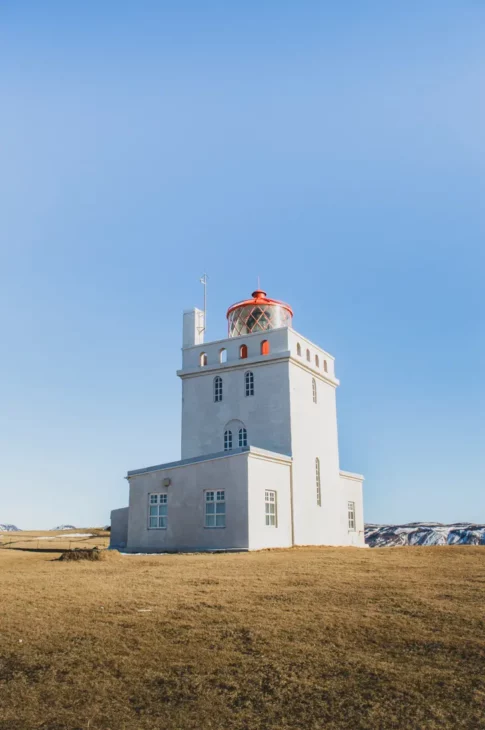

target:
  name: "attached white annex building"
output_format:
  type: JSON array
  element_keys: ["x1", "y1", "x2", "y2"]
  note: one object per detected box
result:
[{"x1": 110, "y1": 289, "x2": 365, "y2": 552}]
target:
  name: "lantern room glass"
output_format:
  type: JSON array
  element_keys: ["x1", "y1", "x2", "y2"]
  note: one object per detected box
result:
[{"x1": 227, "y1": 303, "x2": 292, "y2": 337}]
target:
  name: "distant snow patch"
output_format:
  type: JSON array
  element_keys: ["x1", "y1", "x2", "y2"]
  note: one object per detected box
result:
[
  {"x1": 36, "y1": 534, "x2": 95, "y2": 540},
  {"x1": 365, "y1": 522, "x2": 485, "y2": 548}
]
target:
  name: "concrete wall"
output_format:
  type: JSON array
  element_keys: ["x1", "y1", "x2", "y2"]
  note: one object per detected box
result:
[
  {"x1": 179, "y1": 328, "x2": 292, "y2": 459},
  {"x1": 340, "y1": 472, "x2": 366, "y2": 547},
  {"x1": 181, "y1": 326, "x2": 290, "y2": 371},
  {"x1": 110, "y1": 507, "x2": 129, "y2": 549},
  {"x1": 288, "y1": 358, "x2": 346, "y2": 545},
  {"x1": 247, "y1": 451, "x2": 293, "y2": 550},
  {"x1": 287, "y1": 328, "x2": 337, "y2": 381},
  {"x1": 126, "y1": 451, "x2": 249, "y2": 552}
]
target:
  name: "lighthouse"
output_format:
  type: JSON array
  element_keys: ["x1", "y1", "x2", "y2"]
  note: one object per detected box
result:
[{"x1": 110, "y1": 288, "x2": 365, "y2": 552}]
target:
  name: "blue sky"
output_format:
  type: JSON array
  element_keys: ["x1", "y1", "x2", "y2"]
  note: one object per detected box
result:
[{"x1": 1, "y1": 1, "x2": 484, "y2": 529}]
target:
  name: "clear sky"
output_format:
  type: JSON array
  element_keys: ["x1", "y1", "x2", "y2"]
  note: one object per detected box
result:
[{"x1": 1, "y1": 1, "x2": 484, "y2": 529}]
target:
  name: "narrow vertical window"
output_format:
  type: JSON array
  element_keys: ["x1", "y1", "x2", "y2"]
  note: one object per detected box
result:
[
  {"x1": 238, "y1": 427, "x2": 248, "y2": 447},
  {"x1": 205, "y1": 490, "x2": 225, "y2": 528},
  {"x1": 148, "y1": 494, "x2": 168, "y2": 529},
  {"x1": 239, "y1": 344, "x2": 248, "y2": 359},
  {"x1": 200, "y1": 352, "x2": 207, "y2": 367},
  {"x1": 265, "y1": 490, "x2": 277, "y2": 527},
  {"x1": 312, "y1": 377, "x2": 317, "y2": 404},
  {"x1": 224, "y1": 430, "x2": 233, "y2": 451},
  {"x1": 348, "y1": 501, "x2": 356, "y2": 531},
  {"x1": 306, "y1": 349, "x2": 311, "y2": 362},
  {"x1": 297, "y1": 343, "x2": 302, "y2": 357},
  {"x1": 245, "y1": 371, "x2": 254, "y2": 397},
  {"x1": 261, "y1": 340, "x2": 270, "y2": 356},
  {"x1": 219, "y1": 348, "x2": 227, "y2": 364},
  {"x1": 323, "y1": 360, "x2": 328, "y2": 373},
  {"x1": 214, "y1": 376, "x2": 223, "y2": 402},
  {"x1": 315, "y1": 458, "x2": 321, "y2": 507},
  {"x1": 315, "y1": 354, "x2": 320, "y2": 368}
]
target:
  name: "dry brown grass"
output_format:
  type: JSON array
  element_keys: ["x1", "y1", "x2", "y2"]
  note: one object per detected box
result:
[
  {"x1": 0, "y1": 546, "x2": 484, "y2": 730},
  {"x1": 58, "y1": 548, "x2": 119, "y2": 562},
  {"x1": 0, "y1": 529, "x2": 110, "y2": 553}
]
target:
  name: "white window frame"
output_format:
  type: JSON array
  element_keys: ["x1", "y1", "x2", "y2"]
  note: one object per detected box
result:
[
  {"x1": 224, "y1": 429, "x2": 233, "y2": 451},
  {"x1": 148, "y1": 493, "x2": 168, "y2": 529},
  {"x1": 238, "y1": 427, "x2": 248, "y2": 447},
  {"x1": 348, "y1": 501, "x2": 356, "y2": 531},
  {"x1": 214, "y1": 376, "x2": 223, "y2": 403},
  {"x1": 245, "y1": 371, "x2": 254, "y2": 397},
  {"x1": 315, "y1": 458, "x2": 321, "y2": 507},
  {"x1": 312, "y1": 377, "x2": 317, "y2": 404},
  {"x1": 205, "y1": 490, "x2": 226, "y2": 528},
  {"x1": 265, "y1": 490, "x2": 277, "y2": 527}
]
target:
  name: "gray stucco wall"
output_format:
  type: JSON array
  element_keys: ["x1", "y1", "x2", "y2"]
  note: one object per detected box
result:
[
  {"x1": 126, "y1": 451, "x2": 250, "y2": 552},
  {"x1": 110, "y1": 507, "x2": 129, "y2": 549},
  {"x1": 179, "y1": 329, "x2": 292, "y2": 460}
]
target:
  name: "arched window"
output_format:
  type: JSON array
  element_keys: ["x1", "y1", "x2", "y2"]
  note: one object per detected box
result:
[
  {"x1": 297, "y1": 343, "x2": 302, "y2": 357},
  {"x1": 239, "y1": 344, "x2": 248, "y2": 359},
  {"x1": 306, "y1": 349, "x2": 311, "y2": 362},
  {"x1": 315, "y1": 458, "x2": 321, "y2": 506},
  {"x1": 312, "y1": 377, "x2": 317, "y2": 404},
  {"x1": 225, "y1": 418, "x2": 246, "y2": 450},
  {"x1": 200, "y1": 352, "x2": 207, "y2": 367},
  {"x1": 261, "y1": 340, "x2": 270, "y2": 356},
  {"x1": 224, "y1": 430, "x2": 233, "y2": 451},
  {"x1": 219, "y1": 348, "x2": 227, "y2": 364},
  {"x1": 214, "y1": 376, "x2": 223, "y2": 403},
  {"x1": 323, "y1": 360, "x2": 328, "y2": 373},
  {"x1": 238, "y1": 427, "x2": 248, "y2": 447},
  {"x1": 315, "y1": 354, "x2": 320, "y2": 368},
  {"x1": 245, "y1": 371, "x2": 254, "y2": 397}
]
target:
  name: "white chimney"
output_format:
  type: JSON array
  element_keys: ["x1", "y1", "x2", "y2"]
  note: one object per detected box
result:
[{"x1": 183, "y1": 308, "x2": 205, "y2": 348}]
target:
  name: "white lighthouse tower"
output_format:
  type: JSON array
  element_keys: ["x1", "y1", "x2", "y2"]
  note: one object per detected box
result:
[{"x1": 110, "y1": 288, "x2": 365, "y2": 552}]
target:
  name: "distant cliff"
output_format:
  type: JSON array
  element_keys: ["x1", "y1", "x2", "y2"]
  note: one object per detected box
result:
[{"x1": 365, "y1": 522, "x2": 485, "y2": 548}]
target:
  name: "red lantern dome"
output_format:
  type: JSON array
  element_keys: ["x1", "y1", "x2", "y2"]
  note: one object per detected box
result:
[{"x1": 226, "y1": 290, "x2": 293, "y2": 337}]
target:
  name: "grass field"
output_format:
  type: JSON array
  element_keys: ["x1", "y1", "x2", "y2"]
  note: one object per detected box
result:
[
  {"x1": 0, "y1": 529, "x2": 110, "y2": 552},
  {"x1": 1, "y1": 543, "x2": 484, "y2": 730}
]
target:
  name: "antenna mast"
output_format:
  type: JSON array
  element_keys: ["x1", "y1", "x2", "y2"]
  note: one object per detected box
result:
[{"x1": 198, "y1": 273, "x2": 208, "y2": 334}]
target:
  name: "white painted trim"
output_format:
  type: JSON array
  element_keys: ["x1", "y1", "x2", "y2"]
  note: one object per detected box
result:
[
  {"x1": 289, "y1": 356, "x2": 340, "y2": 387},
  {"x1": 248, "y1": 451, "x2": 293, "y2": 468},
  {"x1": 127, "y1": 446, "x2": 292, "y2": 480},
  {"x1": 177, "y1": 352, "x2": 292, "y2": 379},
  {"x1": 287, "y1": 327, "x2": 335, "y2": 361},
  {"x1": 340, "y1": 470, "x2": 365, "y2": 482}
]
